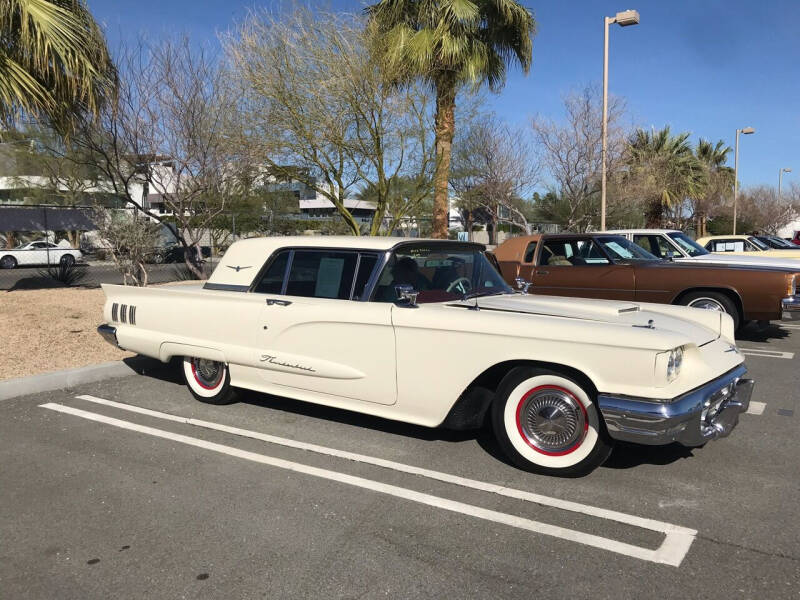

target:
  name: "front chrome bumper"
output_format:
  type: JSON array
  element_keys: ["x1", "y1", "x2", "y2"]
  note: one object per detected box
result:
[
  {"x1": 97, "y1": 324, "x2": 120, "y2": 348},
  {"x1": 598, "y1": 365, "x2": 753, "y2": 447},
  {"x1": 782, "y1": 295, "x2": 800, "y2": 321}
]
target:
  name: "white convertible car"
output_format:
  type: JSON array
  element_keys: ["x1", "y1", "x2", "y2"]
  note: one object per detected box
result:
[
  {"x1": 98, "y1": 237, "x2": 754, "y2": 476},
  {"x1": 0, "y1": 240, "x2": 83, "y2": 269}
]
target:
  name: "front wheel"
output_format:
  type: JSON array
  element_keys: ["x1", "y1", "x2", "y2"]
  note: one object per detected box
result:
[
  {"x1": 491, "y1": 367, "x2": 613, "y2": 476},
  {"x1": 182, "y1": 357, "x2": 239, "y2": 405}
]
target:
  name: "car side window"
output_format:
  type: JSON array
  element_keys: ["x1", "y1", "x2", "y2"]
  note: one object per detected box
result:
[
  {"x1": 633, "y1": 235, "x2": 674, "y2": 258},
  {"x1": 523, "y1": 242, "x2": 537, "y2": 263},
  {"x1": 253, "y1": 250, "x2": 290, "y2": 294},
  {"x1": 540, "y1": 239, "x2": 609, "y2": 266},
  {"x1": 285, "y1": 250, "x2": 358, "y2": 299},
  {"x1": 710, "y1": 240, "x2": 744, "y2": 252}
]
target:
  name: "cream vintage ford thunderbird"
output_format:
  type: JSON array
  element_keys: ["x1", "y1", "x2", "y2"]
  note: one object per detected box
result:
[{"x1": 98, "y1": 237, "x2": 754, "y2": 476}]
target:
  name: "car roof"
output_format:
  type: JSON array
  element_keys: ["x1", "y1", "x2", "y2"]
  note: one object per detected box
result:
[
  {"x1": 696, "y1": 235, "x2": 750, "y2": 242},
  {"x1": 207, "y1": 236, "x2": 485, "y2": 288},
  {"x1": 605, "y1": 229, "x2": 680, "y2": 234}
]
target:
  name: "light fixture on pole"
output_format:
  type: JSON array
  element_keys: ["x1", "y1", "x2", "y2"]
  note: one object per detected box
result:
[
  {"x1": 779, "y1": 167, "x2": 792, "y2": 200},
  {"x1": 601, "y1": 9, "x2": 639, "y2": 231},
  {"x1": 732, "y1": 126, "x2": 755, "y2": 235}
]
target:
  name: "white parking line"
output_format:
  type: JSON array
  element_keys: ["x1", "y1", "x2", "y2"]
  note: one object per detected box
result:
[
  {"x1": 740, "y1": 348, "x2": 795, "y2": 360},
  {"x1": 779, "y1": 324, "x2": 800, "y2": 330},
  {"x1": 746, "y1": 401, "x2": 766, "y2": 416},
  {"x1": 58, "y1": 395, "x2": 696, "y2": 566}
]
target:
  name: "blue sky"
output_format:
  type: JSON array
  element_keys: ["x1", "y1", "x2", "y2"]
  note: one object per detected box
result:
[{"x1": 87, "y1": 0, "x2": 800, "y2": 189}]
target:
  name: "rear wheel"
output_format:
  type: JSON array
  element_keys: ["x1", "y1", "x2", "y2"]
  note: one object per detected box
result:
[
  {"x1": 182, "y1": 357, "x2": 239, "y2": 405},
  {"x1": 59, "y1": 254, "x2": 75, "y2": 267},
  {"x1": 679, "y1": 291, "x2": 740, "y2": 331},
  {"x1": 0, "y1": 255, "x2": 17, "y2": 269},
  {"x1": 491, "y1": 367, "x2": 613, "y2": 476}
]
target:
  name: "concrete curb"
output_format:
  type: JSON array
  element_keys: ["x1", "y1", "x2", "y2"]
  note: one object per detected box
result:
[{"x1": 0, "y1": 359, "x2": 144, "y2": 401}]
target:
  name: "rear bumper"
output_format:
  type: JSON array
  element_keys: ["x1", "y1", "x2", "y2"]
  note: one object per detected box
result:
[
  {"x1": 598, "y1": 365, "x2": 753, "y2": 447},
  {"x1": 782, "y1": 295, "x2": 800, "y2": 321},
  {"x1": 97, "y1": 324, "x2": 120, "y2": 348}
]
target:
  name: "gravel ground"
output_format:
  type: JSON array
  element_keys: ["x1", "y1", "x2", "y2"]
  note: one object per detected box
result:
[{"x1": 0, "y1": 287, "x2": 132, "y2": 381}]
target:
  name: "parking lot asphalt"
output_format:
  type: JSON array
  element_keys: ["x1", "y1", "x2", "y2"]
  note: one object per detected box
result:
[{"x1": 1, "y1": 324, "x2": 798, "y2": 599}]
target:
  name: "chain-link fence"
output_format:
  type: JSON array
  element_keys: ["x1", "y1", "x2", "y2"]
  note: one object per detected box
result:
[{"x1": 0, "y1": 205, "x2": 221, "y2": 291}]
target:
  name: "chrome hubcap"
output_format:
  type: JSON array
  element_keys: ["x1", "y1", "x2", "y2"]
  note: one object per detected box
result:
[
  {"x1": 688, "y1": 298, "x2": 725, "y2": 312},
  {"x1": 193, "y1": 358, "x2": 223, "y2": 387},
  {"x1": 519, "y1": 388, "x2": 586, "y2": 453}
]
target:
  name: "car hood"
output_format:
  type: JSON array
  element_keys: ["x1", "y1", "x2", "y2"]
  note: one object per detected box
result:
[
  {"x1": 687, "y1": 253, "x2": 800, "y2": 270},
  {"x1": 472, "y1": 294, "x2": 720, "y2": 346}
]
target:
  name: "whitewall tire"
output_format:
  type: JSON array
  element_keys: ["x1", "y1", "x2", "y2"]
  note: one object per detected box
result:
[
  {"x1": 182, "y1": 357, "x2": 239, "y2": 405},
  {"x1": 491, "y1": 367, "x2": 613, "y2": 476}
]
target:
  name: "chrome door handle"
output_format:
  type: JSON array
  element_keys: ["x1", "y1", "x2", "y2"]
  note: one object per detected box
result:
[{"x1": 266, "y1": 299, "x2": 292, "y2": 306}]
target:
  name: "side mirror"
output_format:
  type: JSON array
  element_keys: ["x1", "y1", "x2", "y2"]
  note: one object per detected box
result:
[
  {"x1": 514, "y1": 277, "x2": 532, "y2": 294},
  {"x1": 395, "y1": 284, "x2": 419, "y2": 308}
]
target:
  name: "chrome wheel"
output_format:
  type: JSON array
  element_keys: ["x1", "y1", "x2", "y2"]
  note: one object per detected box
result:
[
  {"x1": 191, "y1": 358, "x2": 224, "y2": 389},
  {"x1": 687, "y1": 297, "x2": 725, "y2": 312},
  {"x1": 517, "y1": 386, "x2": 587, "y2": 455}
]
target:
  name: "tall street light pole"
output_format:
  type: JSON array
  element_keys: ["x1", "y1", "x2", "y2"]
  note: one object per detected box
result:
[
  {"x1": 732, "y1": 126, "x2": 755, "y2": 234},
  {"x1": 601, "y1": 9, "x2": 639, "y2": 231},
  {"x1": 779, "y1": 167, "x2": 792, "y2": 200}
]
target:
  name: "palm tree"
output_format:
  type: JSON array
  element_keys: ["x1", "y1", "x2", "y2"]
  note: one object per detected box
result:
[
  {"x1": 693, "y1": 139, "x2": 733, "y2": 237},
  {"x1": 366, "y1": 0, "x2": 535, "y2": 238},
  {"x1": 0, "y1": 0, "x2": 115, "y2": 130},
  {"x1": 626, "y1": 126, "x2": 706, "y2": 227}
]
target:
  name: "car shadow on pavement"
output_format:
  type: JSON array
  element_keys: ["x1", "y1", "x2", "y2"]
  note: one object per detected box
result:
[
  {"x1": 240, "y1": 391, "x2": 481, "y2": 444},
  {"x1": 602, "y1": 442, "x2": 696, "y2": 469},
  {"x1": 736, "y1": 322, "x2": 791, "y2": 343},
  {"x1": 122, "y1": 356, "x2": 184, "y2": 385}
]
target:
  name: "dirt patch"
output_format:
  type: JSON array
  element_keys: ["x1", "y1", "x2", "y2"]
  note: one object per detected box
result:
[{"x1": 0, "y1": 287, "x2": 133, "y2": 381}]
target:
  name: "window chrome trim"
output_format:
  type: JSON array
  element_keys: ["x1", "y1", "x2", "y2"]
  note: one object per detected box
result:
[{"x1": 364, "y1": 251, "x2": 393, "y2": 302}]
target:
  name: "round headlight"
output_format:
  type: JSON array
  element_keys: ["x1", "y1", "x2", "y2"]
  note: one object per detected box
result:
[{"x1": 666, "y1": 347, "x2": 683, "y2": 381}]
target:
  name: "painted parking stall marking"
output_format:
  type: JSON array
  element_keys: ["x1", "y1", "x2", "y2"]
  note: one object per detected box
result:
[
  {"x1": 39, "y1": 396, "x2": 698, "y2": 567},
  {"x1": 739, "y1": 347, "x2": 795, "y2": 360}
]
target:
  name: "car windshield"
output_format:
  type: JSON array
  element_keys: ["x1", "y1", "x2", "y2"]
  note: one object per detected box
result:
[
  {"x1": 595, "y1": 236, "x2": 659, "y2": 262},
  {"x1": 761, "y1": 235, "x2": 794, "y2": 248},
  {"x1": 747, "y1": 236, "x2": 770, "y2": 250},
  {"x1": 667, "y1": 232, "x2": 709, "y2": 257},
  {"x1": 372, "y1": 245, "x2": 512, "y2": 303}
]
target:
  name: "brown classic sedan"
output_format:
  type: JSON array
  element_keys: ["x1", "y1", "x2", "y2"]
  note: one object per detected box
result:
[{"x1": 493, "y1": 233, "x2": 800, "y2": 330}]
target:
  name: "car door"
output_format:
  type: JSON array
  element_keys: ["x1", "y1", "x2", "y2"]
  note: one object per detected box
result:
[
  {"x1": 530, "y1": 237, "x2": 635, "y2": 300},
  {"x1": 252, "y1": 248, "x2": 397, "y2": 405},
  {"x1": 24, "y1": 242, "x2": 48, "y2": 266}
]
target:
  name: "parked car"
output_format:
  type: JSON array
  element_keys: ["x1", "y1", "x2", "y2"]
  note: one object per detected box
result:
[
  {"x1": 493, "y1": 233, "x2": 800, "y2": 331},
  {"x1": 0, "y1": 240, "x2": 83, "y2": 269},
  {"x1": 607, "y1": 229, "x2": 800, "y2": 270},
  {"x1": 696, "y1": 235, "x2": 800, "y2": 259},
  {"x1": 755, "y1": 235, "x2": 800, "y2": 250},
  {"x1": 99, "y1": 236, "x2": 755, "y2": 476},
  {"x1": 148, "y1": 243, "x2": 211, "y2": 264}
]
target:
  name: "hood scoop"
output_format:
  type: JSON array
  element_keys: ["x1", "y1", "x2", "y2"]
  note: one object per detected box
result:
[{"x1": 472, "y1": 294, "x2": 642, "y2": 321}]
